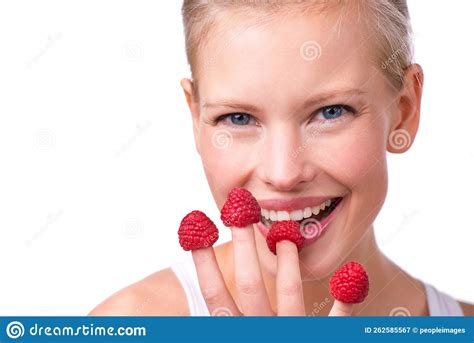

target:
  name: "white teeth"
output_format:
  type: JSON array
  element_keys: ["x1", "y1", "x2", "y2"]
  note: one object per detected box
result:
[
  {"x1": 319, "y1": 200, "x2": 329, "y2": 211},
  {"x1": 312, "y1": 206, "x2": 321, "y2": 216},
  {"x1": 261, "y1": 199, "x2": 336, "y2": 223},
  {"x1": 269, "y1": 210, "x2": 277, "y2": 221},
  {"x1": 289, "y1": 209, "x2": 304, "y2": 221},
  {"x1": 303, "y1": 207, "x2": 312, "y2": 219},
  {"x1": 277, "y1": 211, "x2": 290, "y2": 221}
]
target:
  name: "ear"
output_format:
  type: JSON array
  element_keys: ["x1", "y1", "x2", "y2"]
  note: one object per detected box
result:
[
  {"x1": 387, "y1": 64, "x2": 424, "y2": 153},
  {"x1": 180, "y1": 78, "x2": 201, "y2": 155}
]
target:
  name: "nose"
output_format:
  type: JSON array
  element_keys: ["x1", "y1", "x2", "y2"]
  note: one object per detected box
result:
[{"x1": 258, "y1": 124, "x2": 316, "y2": 191}]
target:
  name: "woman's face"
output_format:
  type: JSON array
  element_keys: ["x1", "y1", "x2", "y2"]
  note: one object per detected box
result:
[{"x1": 185, "y1": 8, "x2": 403, "y2": 279}]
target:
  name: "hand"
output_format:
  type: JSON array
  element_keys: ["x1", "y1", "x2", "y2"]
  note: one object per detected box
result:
[{"x1": 191, "y1": 224, "x2": 353, "y2": 316}]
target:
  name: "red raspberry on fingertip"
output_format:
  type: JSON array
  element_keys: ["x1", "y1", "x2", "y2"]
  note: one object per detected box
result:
[
  {"x1": 220, "y1": 187, "x2": 261, "y2": 228},
  {"x1": 330, "y1": 261, "x2": 369, "y2": 303},
  {"x1": 178, "y1": 210, "x2": 219, "y2": 251},
  {"x1": 266, "y1": 220, "x2": 305, "y2": 255}
]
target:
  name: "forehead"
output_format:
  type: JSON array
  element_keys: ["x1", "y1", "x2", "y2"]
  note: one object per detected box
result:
[{"x1": 196, "y1": 8, "x2": 378, "y2": 109}]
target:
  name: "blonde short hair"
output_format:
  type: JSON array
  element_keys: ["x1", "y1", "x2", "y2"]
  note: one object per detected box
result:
[{"x1": 182, "y1": 0, "x2": 413, "y2": 97}]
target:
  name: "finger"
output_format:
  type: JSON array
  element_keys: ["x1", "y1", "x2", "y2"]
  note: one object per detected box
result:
[
  {"x1": 192, "y1": 247, "x2": 241, "y2": 316},
  {"x1": 232, "y1": 226, "x2": 274, "y2": 315},
  {"x1": 328, "y1": 299, "x2": 353, "y2": 316},
  {"x1": 276, "y1": 241, "x2": 305, "y2": 316}
]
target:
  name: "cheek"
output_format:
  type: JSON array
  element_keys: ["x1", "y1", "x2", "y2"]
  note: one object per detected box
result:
[
  {"x1": 317, "y1": 119, "x2": 388, "y2": 199},
  {"x1": 199, "y1": 129, "x2": 254, "y2": 208}
]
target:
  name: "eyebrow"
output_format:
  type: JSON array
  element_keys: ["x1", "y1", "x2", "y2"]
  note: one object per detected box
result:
[
  {"x1": 202, "y1": 99, "x2": 260, "y2": 112},
  {"x1": 202, "y1": 89, "x2": 367, "y2": 112}
]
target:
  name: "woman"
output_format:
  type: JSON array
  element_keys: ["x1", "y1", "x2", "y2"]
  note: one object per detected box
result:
[{"x1": 90, "y1": 0, "x2": 472, "y2": 316}]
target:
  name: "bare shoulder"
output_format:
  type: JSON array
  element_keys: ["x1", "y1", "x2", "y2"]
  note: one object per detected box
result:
[
  {"x1": 458, "y1": 300, "x2": 473, "y2": 316},
  {"x1": 88, "y1": 267, "x2": 189, "y2": 316}
]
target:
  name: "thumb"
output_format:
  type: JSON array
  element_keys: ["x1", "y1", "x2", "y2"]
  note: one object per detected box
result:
[{"x1": 328, "y1": 299, "x2": 353, "y2": 316}]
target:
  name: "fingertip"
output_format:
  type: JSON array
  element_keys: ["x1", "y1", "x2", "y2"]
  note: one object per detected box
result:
[
  {"x1": 328, "y1": 299, "x2": 353, "y2": 316},
  {"x1": 275, "y1": 239, "x2": 303, "y2": 259},
  {"x1": 191, "y1": 246, "x2": 216, "y2": 264},
  {"x1": 276, "y1": 240, "x2": 299, "y2": 255},
  {"x1": 276, "y1": 241, "x2": 301, "y2": 274},
  {"x1": 231, "y1": 224, "x2": 256, "y2": 243}
]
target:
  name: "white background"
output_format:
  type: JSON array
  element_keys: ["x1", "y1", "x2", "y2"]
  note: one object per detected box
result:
[{"x1": 0, "y1": 1, "x2": 472, "y2": 315}]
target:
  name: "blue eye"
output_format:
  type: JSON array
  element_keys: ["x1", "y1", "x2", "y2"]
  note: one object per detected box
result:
[
  {"x1": 217, "y1": 112, "x2": 253, "y2": 126},
  {"x1": 313, "y1": 105, "x2": 356, "y2": 123},
  {"x1": 230, "y1": 113, "x2": 250, "y2": 125},
  {"x1": 321, "y1": 105, "x2": 346, "y2": 119}
]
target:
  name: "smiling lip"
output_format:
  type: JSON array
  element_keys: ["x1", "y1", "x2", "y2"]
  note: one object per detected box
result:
[
  {"x1": 255, "y1": 196, "x2": 346, "y2": 248},
  {"x1": 257, "y1": 196, "x2": 336, "y2": 212}
]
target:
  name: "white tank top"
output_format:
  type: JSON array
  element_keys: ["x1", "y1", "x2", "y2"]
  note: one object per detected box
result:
[{"x1": 170, "y1": 252, "x2": 465, "y2": 316}]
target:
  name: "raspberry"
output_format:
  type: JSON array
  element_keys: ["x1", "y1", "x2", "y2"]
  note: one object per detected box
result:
[
  {"x1": 178, "y1": 210, "x2": 219, "y2": 251},
  {"x1": 220, "y1": 188, "x2": 261, "y2": 227},
  {"x1": 330, "y1": 261, "x2": 369, "y2": 303},
  {"x1": 266, "y1": 220, "x2": 305, "y2": 255}
]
